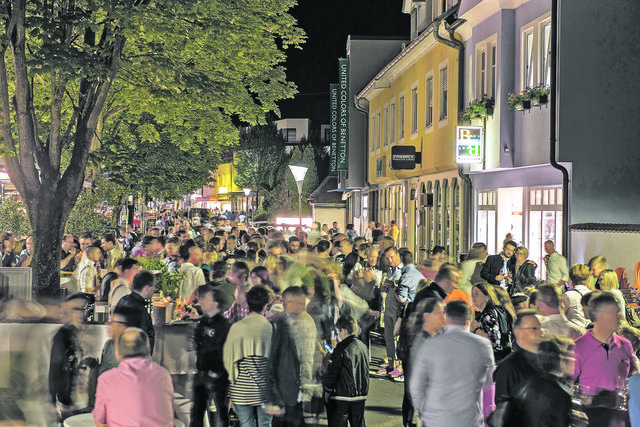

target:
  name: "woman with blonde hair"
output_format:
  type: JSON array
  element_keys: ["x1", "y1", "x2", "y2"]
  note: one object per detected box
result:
[
  {"x1": 562, "y1": 264, "x2": 592, "y2": 330},
  {"x1": 598, "y1": 269, "x2": 625, "y2": 316}
]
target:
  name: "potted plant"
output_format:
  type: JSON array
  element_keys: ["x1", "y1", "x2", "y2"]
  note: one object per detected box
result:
[
  {"x1": 507, "y1": 89, "x2": 531, "y2": 111},
  {"x1": 135, "y1": 254, "x2": 186, "y2": 320},
  {"x1": 529, "y1": 83, "x2": 550, "y2": 106},
  {"x1": 458, "y1": 109, "x2": 471, "y2": 125},
  {"x1": 460, "y1": 95, "x2": 495, "y2": 122}
]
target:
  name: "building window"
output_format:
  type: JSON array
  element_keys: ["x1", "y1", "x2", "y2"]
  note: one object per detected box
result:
[
  {"x1": 425, "y1": 75, "x2": 433, "y2": 128},
  {"x1": 411, "y1": 86, "x2": 418, "y2": 134},
  {"x1": 541, "y1": 21, "x2": 551, "y2": 87},
  {"x1": 390, "y1": 102, "x2": 396, "y2": 143},
  {"x1": 282, "y1": 128, "x2": 296, "y2": 142},
  {"x1": 490, "y1": 44, "x2": 497, "y2": 98},
  {"x1": 476, "y1": 38, "x2": 497, "y2": 99},
  {"x1": 410, "y1": 8, "x2": 418, "y2": 40},
  {"x1": 383, "y1": 106, "x2": 389, "y2": 147},
  {"x1": 370, "y1": 116, "x2": 376, "y2": 152},
  {"x1": 376, "y1": 156, "x2": 386, "y2": 178},
  {"x1": 376, "y1": 111, "x2": 381, "y2": 149},
  {"x1": 523, "y1": 29, "x2": 535, "y2": 88},
  {"x1": 439, "y1": 66, "x2": 448, "y2": 121},
  {"x1": 399, "y1": 96, "x2": 405, "y2": 140}
]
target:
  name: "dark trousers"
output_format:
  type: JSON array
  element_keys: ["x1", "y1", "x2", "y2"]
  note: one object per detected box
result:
[
  {"x1": 272, "y1": 403, "x2": 306, "y2": 427},
  {"x1": 401, "y1": 358, "x2": 414, "y2": 427},
  {"x1": 190, "y1": 373, "x2": 229, "y2": 427},
  {"x1": 327, "y1": 399, "x2": 366, "y2": 427},
  {"x1": 383, "y1": 312, "x2": 398, "y2": 364}
]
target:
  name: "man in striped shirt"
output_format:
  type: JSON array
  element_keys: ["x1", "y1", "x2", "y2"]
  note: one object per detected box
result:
[{"x1": 223, "y1": 285, "x2": 277, "y2": 426}]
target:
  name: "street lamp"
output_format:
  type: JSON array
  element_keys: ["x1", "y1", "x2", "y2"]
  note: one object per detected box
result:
[{"x1": 288, "y1": 165, "x2": 308, "y2": 226}]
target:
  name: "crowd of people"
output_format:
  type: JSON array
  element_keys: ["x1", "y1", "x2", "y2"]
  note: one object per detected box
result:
[{"x1": 1, "y1": 216, "x2": 640, "y2": 427}]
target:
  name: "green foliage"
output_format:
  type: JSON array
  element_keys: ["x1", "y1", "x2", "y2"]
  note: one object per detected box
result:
[
  {"x1": 64, "y1": 177, "x2": 123, "y2": 236},
  {"x1": 97, "y1": 114, "x2": 222, "y2": 199},
  {"x1": 135, "y1": 254, "x2": 185, "y2": 302},
  {"x1": 234, "y1": 123, "x2": 290, "y2": 194},
  {"x1": 0, "y1": 198, "x2": 31, "y2": 237}
]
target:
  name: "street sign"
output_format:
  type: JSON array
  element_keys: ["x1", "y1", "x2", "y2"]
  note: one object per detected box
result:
[
  {"x1": 391, "y1": 145, "x2": 417, "y2": 170},
  {"x1": 456, "y1": 126, "x2": 483, "y2": 164}
]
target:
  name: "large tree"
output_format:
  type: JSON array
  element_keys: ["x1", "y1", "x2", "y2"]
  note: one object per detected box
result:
[{"x1": 0, "y1": 0, "x2": 304, "y2": 298}]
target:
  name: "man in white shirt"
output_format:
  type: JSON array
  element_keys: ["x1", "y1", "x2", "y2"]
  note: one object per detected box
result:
[
  {"x1": 410, "y1": 301, "x2": 494, "y2": 427},
  {"x1": 178, "y1": 244, "x2": 205, "y2": 302},
  {"x1": 544, "y1": 240, "x2": 569, "y2": 285}
]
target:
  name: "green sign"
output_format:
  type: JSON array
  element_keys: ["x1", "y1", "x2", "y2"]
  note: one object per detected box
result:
[
  {"x1": 329, "y1": 84, "x2": 338, "y2": 176},
  {"x1": 337, "y1": 58, "x2": 349, "y2": 170},
  {"x1": 456, "y1": 126, "x2": 483, "y2": 164}
]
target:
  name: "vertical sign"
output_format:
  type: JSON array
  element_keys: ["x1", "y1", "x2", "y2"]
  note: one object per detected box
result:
[
  {"x1": 455, "y1": 126, "x2": 483, "y2": 163},
  {"x1": 329, "y1": 84, "x2": 338, "y2": 176},
  {"x1": 337, "y1": 58, "x2": 350, "y2": 170}
]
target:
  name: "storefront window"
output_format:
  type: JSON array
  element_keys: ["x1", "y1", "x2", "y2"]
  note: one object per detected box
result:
[{"x1": 477, "y1": 190, "x2": 497, "y2": 253}]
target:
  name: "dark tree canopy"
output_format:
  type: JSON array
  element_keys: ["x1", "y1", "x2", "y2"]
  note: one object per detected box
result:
[{"x1": 0, "y1": 0, "x2": 304, "y2": 297}]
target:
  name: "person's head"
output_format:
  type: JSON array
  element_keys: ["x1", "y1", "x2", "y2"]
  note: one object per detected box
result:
[
  {"x1": 86, "y1": 245, "x2": 102, "y2": 262},
  {"x1": 266, "y1": 240, "x2": 283, "y2": 257},
  {"x1": 339, "y1": 239, "x2": 353, "y2": 255},
  {"x1": 502, "y1": 240, "x2": 517, "y2": 258},
  {"x1": 515, "y1": 246, "x2": 529, "y2": 261},
  {"x1": 188, "y1": 245, "x2": 203, "y2": 266},
  {"x1": 377, "y1": 235, "x2": 395, "y2": 252},
  {"x1": 569, "y1": 264, "x2": 591, "y2": 287},
  {"x1": 195, "y1": 285, "x2": 226, "y2": 316},
  {"x1": 368, "y1": 221, "x2": 375, "y2": 230},
  {"x1": 415, "y1": 298, "x2": 445, "y2": 335},
  {"x1": 118, "y1": 258, "x2": 140, "y2": 282},
  {"x1": 314, "y1": 240, "x2": 331, "y2": 257},
  {"x1": 61, "y1": 234, "x2": 76, "y2": 252},
  {"x1": 226, "y1": 235, "x2": 237, "y2": 251},
  {"x1": 282, "y1": 286, "x2": 306, "y2": 317},
  {"x1": 335, "y1": 314, "x2": 358, "y2": 340},
  {"x1": 332, "y1": 221, "x2": 338, "y2": 229},
  {"x1": 371, "y1": 229, "x2": 384, "y2": 243},
  {"x1": 431, "y1": 245, "x2": 446, "y2": 261},
  {"x1": 471, "y1": 283, "x2": 498, "y2": 311},
  {"x1": 536, "y1": 284, "x2": 561, "y2": 315},
  {"x1": 537, "y1": 335, "x2": 575, "y2": 377},
  {"x1": 63, "y1": 293, "x2": 87, "y2": 327},
  {"x1": 434, "y1": 263, "x2": 462, "y2": 294},
  {"x1": 528, "y1": 290, "x2": 539, "y2": 310},
  {"x1": 384, "y1": 246, "x2": 402, "y2": 268},
  {"x1": 544, "y1": 240, "x2": 556, "y2": 255},
  {"x1": 177, "y1": 230, "x2": 189, "y2": 244},
  {"x1": 229, "y1": 261, "x2": 250, "y2": 287},
  {"x1": 366, "y1": 247, "x2": 379, "y2": 267},
  {"x1": 165, "y1": 237, "x2": 180, "y2": 256},
  {"x1": 210, "y1": 260, "x2": 228, "y2": 281},
  {"x1": 250, "y1": 265, "x2": 271, "y2": 286},
  {"x1": 101, "y1": 233, "x2": 117, "y2": 251},
  {"x1": 79, "y1": 234, "x2": 93, "y2": 252},
  {"x1": 598, "y1": 269, "x2": 619, "y2": 291},
  {"x1": 116, "y1": 327, "x2": 150, "y2": 361},
  {"x1": 24, "y1": 235, "x2": 33, "y2": 252},
  {"x1": 589, "y1": 291, "x2": 624, "y2": 333},
  {"x1": 131, "y1": 270, "x2": 156, "y2": 299},
  {"x1": 288, "y1": 236, "x2": 300, "y2": 254},
  {"x1": 246, "y1": 285, "x2": 271, "y2": 314},
  {"x1": 581, "y1": 290, "x2": 599, "y2": 320},
  {"x1": 109, "y1": 306, "x2": 140, "y2": 342},
  {"x1": 513, "y1": 310, "x2": 543, "y2": 353},
  {"x1": 148, "y1": 227, "x2": 161, "y2": 237},
  {"x1": 588, "y1": 256, "x2": 608, "y2": 278},
  {"x1": 444, "y1": 300, "x2": 471, "y2": 326}
]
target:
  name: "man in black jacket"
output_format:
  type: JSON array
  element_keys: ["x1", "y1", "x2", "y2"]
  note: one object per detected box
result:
[
  {"x1": 191, "y1": 285, "x2": 231, "y2": 427},
  {"x1": 323, "y1": 315, "x2": 369, "y2": 427},
  {"x1": 480, "y1": 240, "x2": 517, "y2": 288},
  {"x1": 114, "y1": 270, "x2": 156, "y2": 353}
]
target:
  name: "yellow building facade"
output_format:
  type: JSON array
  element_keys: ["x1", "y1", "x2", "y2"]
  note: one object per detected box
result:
[{"x1": 357, "y1": 27, "x2": 468, "y2": 262}]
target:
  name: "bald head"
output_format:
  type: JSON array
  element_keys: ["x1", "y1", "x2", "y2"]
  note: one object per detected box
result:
[{"x1": 116, "y1": 327, "x2": 150, "y2": 360}]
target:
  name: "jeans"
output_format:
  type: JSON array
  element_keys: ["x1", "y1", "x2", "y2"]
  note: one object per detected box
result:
[{"x1": 233, "y1": 404, "x2": 273, "y2": 427}]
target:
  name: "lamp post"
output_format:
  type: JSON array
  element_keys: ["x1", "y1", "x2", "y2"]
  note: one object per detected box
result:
[{"x1": 288, "y1": 165, "x2": 308, "y2": 226}]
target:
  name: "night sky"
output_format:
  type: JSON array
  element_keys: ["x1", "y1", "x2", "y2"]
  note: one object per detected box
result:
[{"x1": 278, "y1": 0, "x2": 409, "y2": 123}]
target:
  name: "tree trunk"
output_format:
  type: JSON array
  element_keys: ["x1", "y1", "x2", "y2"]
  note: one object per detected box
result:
[{"x1": 25, "y1": 183, "x2": 73, "y2": 299}]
